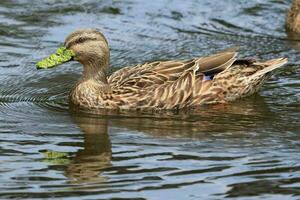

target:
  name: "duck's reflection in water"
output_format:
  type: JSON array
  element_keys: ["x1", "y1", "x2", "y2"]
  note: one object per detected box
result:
[
  {"x1": 66, "y1": 115, "x2": 112, "y2": 183},
  {"x1": 66, "y1": 95, "x2": 273, "y2": 183}
]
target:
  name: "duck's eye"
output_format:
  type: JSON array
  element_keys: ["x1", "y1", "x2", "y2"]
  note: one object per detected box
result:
[{"x1": 77, "y1": 37, "x2": 85, "y2": 43}]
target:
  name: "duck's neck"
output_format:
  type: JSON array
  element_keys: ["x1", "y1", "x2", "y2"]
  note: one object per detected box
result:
[{"x1": 82, "y1": 60, "x2": 109, "y2": 86}]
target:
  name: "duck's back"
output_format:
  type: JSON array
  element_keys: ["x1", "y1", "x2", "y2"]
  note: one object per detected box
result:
[
  {"x1": 108, "y1": 51, "x2": 238, "y2": 110},
  {"x1": 107, "y1": 51, "x2": 286, "y2": 110}
]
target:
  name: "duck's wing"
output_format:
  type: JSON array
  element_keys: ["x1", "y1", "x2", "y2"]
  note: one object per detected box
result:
[
  {"x1": 108, "y1": 51, "x2": 237, "y2": 89},
  {"x1": 107, "y1": 51, "x2": 237, "y2": 109}
]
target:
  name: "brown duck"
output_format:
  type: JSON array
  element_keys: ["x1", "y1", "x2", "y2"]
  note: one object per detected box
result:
[
  {"x1": 36, "y1": 29, "x2": 287, "y2": 111},
  {"x1": 286, "y1": 0, "x2": 300, "y2": 33}
]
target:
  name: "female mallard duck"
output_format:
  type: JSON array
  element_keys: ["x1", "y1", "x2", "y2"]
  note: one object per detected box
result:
[
  {"x1": 286, "y1": 0, "x2": 300, "y2": 33},
  {"x1": 37, "y1": 29, "x2": 287, "y2": 111}
]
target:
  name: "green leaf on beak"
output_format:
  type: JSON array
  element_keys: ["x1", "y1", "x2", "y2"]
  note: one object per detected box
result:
[{"x1": 36, "y1": 46, "x2": 75, "y2": 69}]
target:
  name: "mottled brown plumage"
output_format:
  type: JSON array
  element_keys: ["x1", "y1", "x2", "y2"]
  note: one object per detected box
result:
[
  {"x1": 286, "y1": 0, "x2": 300, "y2": 33},
  {"x1": 63, "y1": 29, "x2": 287, "y2": 111}
]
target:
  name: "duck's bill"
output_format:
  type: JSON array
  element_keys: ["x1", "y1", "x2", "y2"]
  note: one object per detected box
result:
[{"x1": 36, "y1": 47, "x2": 75, "y2": 69}]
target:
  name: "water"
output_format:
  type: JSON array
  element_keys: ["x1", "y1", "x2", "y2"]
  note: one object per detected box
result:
[{"x1": 0, "y1": 0, "x2": 299, "y2": 199}]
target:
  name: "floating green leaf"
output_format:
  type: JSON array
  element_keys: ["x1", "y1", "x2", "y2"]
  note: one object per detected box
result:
[
  {"x1": 42, "y1": 150, "x2": 70, "y2": 165},
  {"x1": 36, "y1": 46, "x2": 75, "y2": 69}
]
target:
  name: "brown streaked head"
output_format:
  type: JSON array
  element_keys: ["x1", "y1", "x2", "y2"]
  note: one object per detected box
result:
[
  {"x1": 36, "y1": 28, "x2": 110, "y2": 69},
  {"x1": 64, "y1": 28, "x2": 110, "y2": 67}
]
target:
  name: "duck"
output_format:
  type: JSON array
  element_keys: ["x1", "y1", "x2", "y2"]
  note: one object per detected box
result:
[
  {"x1": 36, "y1": 28, "x2": 287, "y2": 111},
  {"x1": 286, "y1": 0, "x2": 300, "y2": 33}
]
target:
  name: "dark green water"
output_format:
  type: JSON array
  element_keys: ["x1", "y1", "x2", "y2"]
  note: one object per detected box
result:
[{"x1": 0, "y1": 0, "x2": 299, "y2": 199}]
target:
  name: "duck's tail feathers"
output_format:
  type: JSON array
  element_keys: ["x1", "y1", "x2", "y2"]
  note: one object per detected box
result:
[{"x1": 251, "y1": 58, "x2": 288, "y2": 79}]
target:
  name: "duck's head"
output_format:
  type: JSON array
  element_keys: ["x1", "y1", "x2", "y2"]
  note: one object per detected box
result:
[{"x1": 36, "y1": 28, "x2": 109, "y2": 69}]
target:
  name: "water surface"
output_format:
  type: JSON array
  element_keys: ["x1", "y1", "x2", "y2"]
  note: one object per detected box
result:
[{"x1": 0, "y1": 0, "x2": 299, "y2": 199}]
